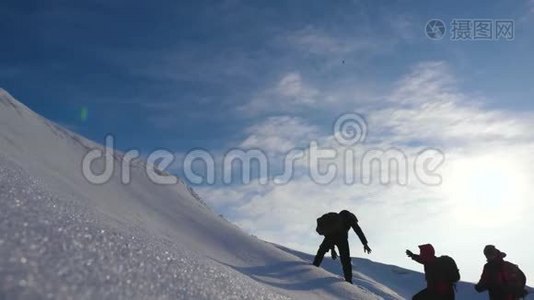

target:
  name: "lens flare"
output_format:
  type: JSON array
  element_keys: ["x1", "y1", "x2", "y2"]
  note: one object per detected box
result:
[{"x1": 80, "y1": 107, "x2": 88, "y2": 122}]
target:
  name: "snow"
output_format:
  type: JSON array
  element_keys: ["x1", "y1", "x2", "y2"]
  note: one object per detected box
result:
[
  {"x1": 0, "y1": 88, "x2": 528, "y2": 299},
  {"x1": 0, "y1": 156, "x2": 289, "y2": 300}
]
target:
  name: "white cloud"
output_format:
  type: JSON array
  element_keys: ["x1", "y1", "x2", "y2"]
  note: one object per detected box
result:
[
  {"x1": 389, "y1": 61, "x2": 457, "y2": 105},
  {"x1": 275, "y1": 73, "x2": 318, "y2": 103},
  {"x1": 239, "y1": 69, "x2": 386, "y2": 116},
  {"x1": 238, "y1": 72, "x2": 320, "y2": 115},
  {"x1": 371, "y1": 61, "x2": 534, "y2": 146},
  {"x1": 287, "y1": 26, "x2": 362, "y2": 55},
  {"x1": 240, "y1": 116, "x2": 319, "y2": 154},
  {"x1": 285, "y1": 25, "x2": 393, "y2": 56}
]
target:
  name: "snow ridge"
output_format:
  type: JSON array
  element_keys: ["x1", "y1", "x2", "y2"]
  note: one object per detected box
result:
[{"x1": 0, "y1": 88, "x2": 25, "y2": 114}]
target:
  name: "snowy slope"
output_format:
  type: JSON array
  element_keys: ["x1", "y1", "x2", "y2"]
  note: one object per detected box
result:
[{"x1": 0, "y1": 88, "x2": 397, "y2": 299}]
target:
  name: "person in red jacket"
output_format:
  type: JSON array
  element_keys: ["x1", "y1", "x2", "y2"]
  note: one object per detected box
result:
[
  {"x1": 475, "y1": 245, "x2": 527, "y2": 300},
  {"x1": 406, "y1": 244, "x2": 457, "y2": 300}
]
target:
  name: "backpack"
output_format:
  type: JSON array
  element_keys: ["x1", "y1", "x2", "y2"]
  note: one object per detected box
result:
[
  {"x1": 500, "y1": 261, "x2": 527, "y2": 298},
  {"x1": 316, "y1": 213, "x2": 344, "y2": 236},
  {"x1": 437, "y1": 255, "x2": 460, "y2": 283}
]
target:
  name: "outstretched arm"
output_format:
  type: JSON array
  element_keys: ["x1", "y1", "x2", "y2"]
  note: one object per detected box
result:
[
  {"x1": 347, "y1": 213, "x2": 368, "y2": 245},
  {"x1": 352, "y1": 223, "x2": 368, "y2": 246},
  {"x1": 348, "y1": 214, "x2": 371, "y2": 253},
  {"x1": 406, "y1": 250, "x2": 424, "y2": 265}
]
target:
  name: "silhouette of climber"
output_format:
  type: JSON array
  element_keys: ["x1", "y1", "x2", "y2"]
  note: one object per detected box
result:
[
  {"x1": 475, "y1": 245, "x2": 527, "y2": 300},
  {"x1": 313, "y1": 210, "x2": 371, "y2": 283},
  {"x1": 406, "y1": 244, "x2": 460, "y2": 300}
]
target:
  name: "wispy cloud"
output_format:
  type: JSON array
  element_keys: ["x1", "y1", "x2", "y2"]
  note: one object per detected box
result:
[
  {"x1": 286, "y1": 26, "x2": 379, "y2": 56},
  {"x1": 372, "y1": 61, "x2": 534, "y2": 146},
  {"x1": 238, "y1": 72, "x2": 321, "y2": 115},
  {"x1": 240, "y1": 116, "x2": 319, "y2": 154},
  {"x1": 389, "y1": 61, "x2": 458, "y2": 106},
  {"x1": 275, "y1": 73, "x2": 318, "y2": 103}
]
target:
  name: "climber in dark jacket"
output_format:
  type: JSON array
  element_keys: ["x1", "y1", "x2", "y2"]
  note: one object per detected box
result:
[
  {"x1": 475, "y1": 245, "x2": 527, "y2": 300},
  {"x1": 406, "y1": 244, "x2": 457, "y2": 300},
  {"x1": 312, "y1": 210, "x2": 371, "y2": 283}
]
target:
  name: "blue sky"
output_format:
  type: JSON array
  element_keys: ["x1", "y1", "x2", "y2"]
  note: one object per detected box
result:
[
  {"x1": 2, "y1": 0, "x2": 534, "y2": 284},
  {"x1": 2, "y1": 0, "x2": 533, "y2": 151}
]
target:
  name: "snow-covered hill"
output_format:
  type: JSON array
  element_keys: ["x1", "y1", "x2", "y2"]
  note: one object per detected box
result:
[{"x1": 0, "y1": 88, "x2": 519, "y2": 300}]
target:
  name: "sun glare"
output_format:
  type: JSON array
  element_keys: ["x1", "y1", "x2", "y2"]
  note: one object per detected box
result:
[{"x1": 445, "y1": 155, "x2": 528, "y2": 226}]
